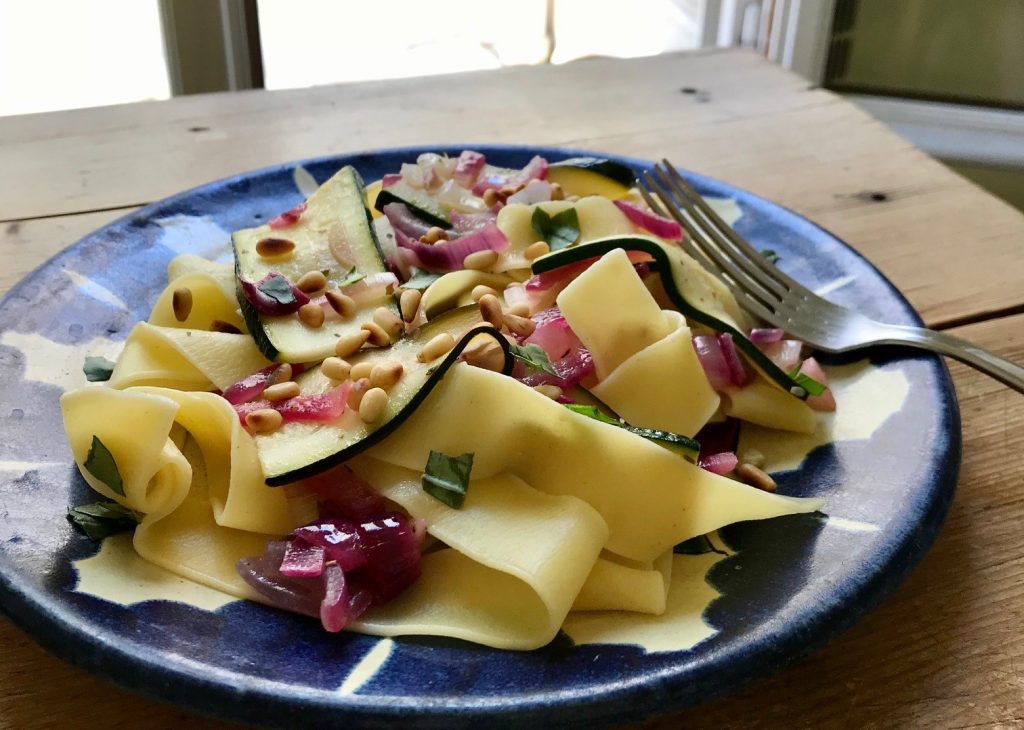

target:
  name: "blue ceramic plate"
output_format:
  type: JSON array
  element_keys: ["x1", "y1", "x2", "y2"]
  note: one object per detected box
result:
[{"x1": 0, "y1": 145, "x2": 960, "y2": 728}]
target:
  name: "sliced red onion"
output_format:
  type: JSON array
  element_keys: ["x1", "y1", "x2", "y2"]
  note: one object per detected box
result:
[
  {"x1": 507, "y1": 180, "x2": 551, "y2": 205},
  {"x1": 756, "y1": 338, "x2": 803, "y2": 371},
  {"x1": 237, "y1": 541, "x2": 322, "y2": 618},
  {"x1": 718, "y1": 334, "x2": 751, "y2": 387},
  {"x1": 354, "y1": 513, "x2": 422, "y2": 603},
  {"x1": 613, "y1": 200, "x2": 682, "y2": 241},
  {"x1": 693, "y1": 335, "x2": 732, "y2": 391},
  {"x1": 240, "y1": 272, "x2": 310, "y2": 316},
  {"x1": 268, "y1": 201, "x2": 307, "y2": 229},
  {"x1": 280, "y1": 542, "x2": 326, "y2": 578},
  {"x1": 749, "y1": 328, "x2": 785, "y2": 345},
  {"x1": 222, "y1": 363, "x2": 283, "y2": 406},
  {"x1": 523, "y1": 307, "x2": 581, "y2": 362},
  {"x1": 453, "y1": 150, "x2": 486, "y2": 188},
  {"x1": 699, "y1": 451, "x2": 738, "y2": 475},
  {"x1": 395, "y1": 223, "x2": 509, "y2": 272},
  {"x1": 472, "y1": 155, "x2": 549, "y2": 196},
  {"x1": 521, "y1": 346, "x2": 595, "y2": 389},
  {"x1": 319, "y1": 562, "x2": 350, "y2": 632},
  {"x1": 694, "y1": 418, "x2": 740, "y2": 456},
  {"x1": 381, "y1": 173, "x2": 402, "y2": 186},
  {"x1": 450, "y1": 210, "x2": 497, "y2": 235},
  {"x1": 302, "y1": 466, "x2": 389, "y2": 522},
  {"x1": 799, "y1": 357, "x2": 836, "y2": 412},
  {"x1": 382, "y1": 202, "x2": 435, "y2": 239}
]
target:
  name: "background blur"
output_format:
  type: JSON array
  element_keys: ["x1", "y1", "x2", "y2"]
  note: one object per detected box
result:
[{"x1": 2, "y1": 0, "x2": 1021, "y2": 211}]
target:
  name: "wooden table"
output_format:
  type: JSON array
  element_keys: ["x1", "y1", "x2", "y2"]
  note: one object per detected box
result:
[{"x1": 2, "y1": 48, "x2": 1022, "y2": 729}]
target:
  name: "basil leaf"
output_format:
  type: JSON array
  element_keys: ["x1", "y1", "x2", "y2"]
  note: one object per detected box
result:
[
  {"x1": 788, "y1": 368, "x2": 827, "y2": 397},
  {"x1": 337, "y1": 266, "x2": 365, "y2": 288},
  {"x1": 402, "y1": 268, "x2": 442, "y2": 290},
  {"x1": 508, "y1": 342, "x2": 557, "y2": 376},
  {"x1": 675, "y1": 534, "x2": 727, "y2": 556},
  {"x1": 67, "y1": 501, "x2": 139, "y2": 541},
  {"x1": 83, "y1": 356, "x2": 116, "y2": 382},
  {"x1": 83, "y1": 435, "x2": 125, "y2": 496},
  {"x1": 531, "y1": 207, "x2": 580, "y2": 252},
  {"x1": 761, "y1": 249, "x2": 780, "y2": 264},
  {"x1": 422, "y1": 450, "x2": 474, "y2": 509},
  {"x1": 257, "y1": 273, "x2": 297, "y2": 305}
]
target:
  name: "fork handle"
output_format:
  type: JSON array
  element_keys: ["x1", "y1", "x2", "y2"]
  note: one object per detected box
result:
[{"x1": 875, "y1": 324, "x2": 1024, "y2": 394}]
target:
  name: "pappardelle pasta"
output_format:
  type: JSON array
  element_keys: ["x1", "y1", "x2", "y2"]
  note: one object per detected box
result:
[{"x1": 61, "y1": 152, "x2": 833, "y2": 650}]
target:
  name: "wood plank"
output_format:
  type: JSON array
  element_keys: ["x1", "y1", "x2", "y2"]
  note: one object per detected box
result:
[
  {"x1": 1, "y1": 314, "x2": 1020, "y2": 729},
  {"x1": 2, "y1": 49, "x2": 1021, "y2": 328},
  {"x1": 0, "y1": 209, "x2": 136, "y2": 296}
]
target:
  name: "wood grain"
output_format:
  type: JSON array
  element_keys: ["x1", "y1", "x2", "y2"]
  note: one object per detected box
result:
[{"x1": 1, "y1": 49, "x2": 1022, "y2": 327}]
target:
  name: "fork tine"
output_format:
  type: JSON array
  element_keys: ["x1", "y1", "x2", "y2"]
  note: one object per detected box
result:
[
  {"x1": 645, "y1": 170, "x2": 787, "y2": 313},
  {"x1": 659, "y1": 161, "x2": 814, "y2": 298},
  {"x1": 640, "y1": 172, "x2": 786, "y2": 326}
]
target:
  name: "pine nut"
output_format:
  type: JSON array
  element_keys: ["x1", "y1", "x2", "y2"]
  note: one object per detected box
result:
[
  {"x1": 335, "y1": 329, "x2": 370, "y2": 358},
  {"x1": 245, "y1": 408, "x2": 283, "y2": 433},
  {"x1": 736, "y1": 463, "x2": 777, "y2": 492},
  {"x1": 373, "y1": 306, "x2": 404, "y2": 338},
  {"x1": 419, "y1": 226, "x2": 449, "y2": 244},
  {"x1": 267, "y1": 363, "x2": 293, "y2": 386},
  {"x1": 418, "y1": 332, "x2": 457, "y2": 362},
  {"x1": 361, "y1": 321, "x2": 392, "y2": 347},
  {"x1": 172, "y1": 287, "x2": 193, "y2": 322},
  {"x1": 549, "y1": 182, "x2": 565, "y2": 201},
  {"x1": 504, "y1": 313, "x2": 536, "y2": 337},
  {"x1": 263, "y1": 381, "x2": 300, "y2": 402},
  {"x1": 399, "y1": 288, "x2": 422, "y2": 322},
  {"x1": 325, "y1": 290, "x2": 357, "y2": 318},
  {"x1": 524, "y1": 241, "x2": 550, "y2": 261},
  {"x1": 349, "y1": 361, "x2": 374, "y2": 382},
  {"x1": 506, "y1": 302, "x2": 530, "y2": 318},
  {"x1": 255, "y1": 237, "x2": 295, "y2": 258},
  {"x1": 482, "y1": 189, "x2": 501, "y2": 207},
  {"x1": 298, "y1": 302, "x2": 325, "y2": 327},
  {"x1": 461, "y1": 338, "x2": 505, "y2": 371},
  {"x1": 296, "y1": 270, "x2": 328, "y2": 293},
  {"x1": 347, "y1": 378, "x2": 372, "y2": 409},
  {"x1": 370, "y1": 361, "x2": 404, "y2": 389},
  {"x1": 358, "y1": 387, "x2": 389, "y2": 423},
  {"x1": 321, "y1": 356, "x2": 351, "y2": 382},
  {"x1": 463, "y1": 249, "x2": 499, "y2": 271},
  {"x1": 210, "y1": 319, "x2": 242, "y2": 334},
  {"x1": 477, "y1": 294, "x2": 504, "y2": 328},
  {"x1": 533, "y1": 384, "x2": 562, "y2": 400},
  {"x1": 471, "y1": 284, "x2": 498, "y2": 302}
]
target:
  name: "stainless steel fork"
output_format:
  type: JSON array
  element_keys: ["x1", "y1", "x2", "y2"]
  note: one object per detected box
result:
[{"x1": 639, "y1": 160, "x2": 1024, "y2": 394}]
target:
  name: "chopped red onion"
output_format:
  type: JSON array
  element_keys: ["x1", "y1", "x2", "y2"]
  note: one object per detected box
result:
[
  {"x1": 521, "y1": 346, "x2": 594, "y2": 389},
  {"x1": 395, "y1": 223, "x2": 509, "y2": 272},
  {"x1": 472, "y1": 155, "x2": 548, "y2": 196},
  {"x1": 239, "y1": 272, "x2": 310, "y2": 316},
  {"x1": 381, "y1": 173, "x2": 402, "y2": 186},
  {"x1": 613, "y1": 200, "x2": 683, "y2": 241},
  {"x1": 302, "y1": 466, "x2": 389, "y2": 521},
  {"x1": 718, "y1": 334, "x2": 751, "y2": 387},
  {"x1": 503, "y1": 283, "x2": 530, "y2": 313},
  {"x1": 222, "y1": 363, "x2": 286, "y2": 406},
  {"x1": 453, "y1": 150, "x2": 486, "y2": 188},
  {"x1": 507, "y1": 180, "x2": 551, "y2": 205},
  {"x1": 276, "y1": 382, "x2": 351, "y2": 423},
  {"x1": 437, "y1": 179, "x2": 489, "y2": 214},
  {"x1": 699, "y1": 451, "x2": 738, "y2": 475},
  {"x1": 354, "y1": 513, "x2": 422, "y2": 603},
  {"x1": 450, "y1": 210, "x2": 497, "y2": 235},
  {"x1": 268, "y1": 201, "x2": 307, "y2": 229},
  {"x1": 293, "y1": 519, "x2": 367, "y2": 571},
  {"x1": 523, "y1": 307, "x2": 581, "y2": 362},
  {"x1": 758, "y1": 338, "x2": 803, "y2": 371},
  {"x1": 382, "y1": 202, "x2": 435, "y2": 239},
  {"x1": 340, "y1": 272, "x2": 399, "y2": 306},
  {"x1": 693, "y1": 335, "x2": 732, "y2": 391},
  {"x1": 749, "y1": 328, "x2": 785, "y2": 345},
  {"x1": 280, "y1": 541, "x2": 326, "y2": 578}
]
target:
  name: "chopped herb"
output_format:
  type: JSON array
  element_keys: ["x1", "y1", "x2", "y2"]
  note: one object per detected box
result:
[
  {"x1": 761, "y1": 249, "x2": 780, "y2": 264},
  {"x1": 675, "y1": 534, "x2": 727, "y2": 556},
  {"x1": 565, "y1": 403, "x2": 700, "y2": 463},
  {"x1": 531, "y1": 207, "x2": 580, "y2": 252},
  {"x1": 508, "y1": 342, "x2": 558, "y2": 376},
  {"x1": 337, "y1": 266, "x2": 365, "y2": 288},
  {"x1": 83, "y1": 356, "x2": 116, "y2": 382},
  {"x1": 403, "y1": 268, "x2": 442, "y2": 290},
  {"x1": 257, "y1": 273, "x2": 298, "y2": 305},
  {"x1": 83, "y1": 435, "x2": 125, "y2": 496},
  {"x1": 788, "y1": 368, "x2": 827, "y2": 396},
  {"x1": 67, "y1": 500, "x2": 139, "y2": 541},
  {"x1": 422, "y1": 450, "x2": 474, "y2": 509}
]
